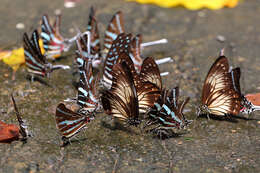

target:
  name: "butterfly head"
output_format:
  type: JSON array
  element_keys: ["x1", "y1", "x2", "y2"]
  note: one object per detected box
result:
[
  {"x1": 197, "y1": 104, "x2": 210, "y2": 116},
  {"x1": 45, "y1": 63, "x2": 53, "y2": 78}
]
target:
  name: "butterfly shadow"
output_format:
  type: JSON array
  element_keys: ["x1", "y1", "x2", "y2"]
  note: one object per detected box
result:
[
  {"x1": 197, "y1": 114, "x2": 239, "y2": 123},
  {"x1": 144, "y1": 128, "x2": 185, "y2": 140},
  {"x1": 60, "y1": 137, "x2": 88, "y2": 147},
  {"x1": 101, "y1": 120, "x2": 140, "y2": 136},
  {"x1": 25, "y1": 74, "x2": 52, "y2": 87},
  {"x1": 230, "y1": 114, "x2": 260, "y2": 121}
]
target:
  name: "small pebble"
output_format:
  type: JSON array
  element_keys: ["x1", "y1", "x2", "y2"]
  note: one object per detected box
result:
[
  {"x1": 55, "y1": 9, "x2": 61, "y2": 15},
  {"x1": 69, "y1": 28, "x2": 75, "y2": 33},
  {"x1": 231, "y1": 130, "x2": 236, "y2": 133},
  {"x1": 216, "y1": 35, "x2": 226, "y2": 42},
  {"x1": 4, "y1": 73, "x2": 9, "y2": 77},
  {"x1": 64, "y1": 2, "x2": 76, "y2": 8},
  {"x1": 198, "y1": 11, "x2": 206, "y2": 18},
  {"x1": 238, "y1": 56, "x2": 245, "y2": 62},
  {"x1": 177, "y1": 141, "x2": 183, "y2": 145},
  {"x1": 16, "y1": 23, "x2": 25, "y2": 30}
]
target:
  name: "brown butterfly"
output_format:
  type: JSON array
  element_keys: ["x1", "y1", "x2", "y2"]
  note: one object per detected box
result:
[
  {"x1": 198, "y1": 56, "x2": 242, "y2": 117},
  {"x1": 115, "y1": 52, "x2": 162, "y2": 114},
  {"x1": 101, "y1": 61, "x2": 140, "y2": 126}
]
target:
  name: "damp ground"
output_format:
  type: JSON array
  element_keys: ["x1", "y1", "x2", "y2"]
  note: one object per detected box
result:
[{"x1": 0, "y1": 0, "x2": 260, "y2": 172}]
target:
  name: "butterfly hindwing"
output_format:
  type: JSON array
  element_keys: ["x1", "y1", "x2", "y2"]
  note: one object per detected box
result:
[
  {"x1": 23, "y1": 30, "x2": 47, "y2": 76},
  {"x1": 55, "y1": 103, "x2": 91, "y2": 139}
]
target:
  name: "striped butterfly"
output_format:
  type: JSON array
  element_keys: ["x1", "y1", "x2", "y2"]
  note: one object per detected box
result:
[
  {"x1": 145, "y1": 87, "x2": 191, "y2": 137},
  {"x1": 41, "y1": 14, "x2": 77, "y2": 59},
  {"x1": 101, "y1": 61, "x2": 140, "y2": 126},
  {"x1": 11, "y1": 94, "x2": 29, "y2": 140},
  {"x1": 198, "y1": 56, "x2": 242, "y2": 117},
  {"x1": 229, "y1": 67, "x2": 260, "y2": 114},
  {"x1": 102, "y1": 33, "x2": 132, "y2": 89},
  {"x1": 103, "y1": 11, "x2": 124, "y2": 53},
  {"x1": 75, "y1": 7, "x2": 101, "y2": 68},
  {"x1": 87, "y1": 7, "x2": 101, "y2": 64},
  {"x1": 55, "y1": 103, "x2": 93, "y2": 143},
  {"x1": 115, "y1": 53, "x2": 161, "y2": 114},
  {"x1": 23, "y1": 30, "x2": 70, "y2": 79},
  {"x1": 77, "y1": 56, "x2": 101, "y2": 113}
]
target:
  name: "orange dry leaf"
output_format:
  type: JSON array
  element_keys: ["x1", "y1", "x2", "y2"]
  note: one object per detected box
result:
[
  {"x1": 127, "y1": 0, "x2": 239, "y2": 10},
  {"x1": 245, "y1": 93, "x2": 260, "y2": 106},
  {"x1": 0, "y1": 120, "x2": 20, "y2": 143}
]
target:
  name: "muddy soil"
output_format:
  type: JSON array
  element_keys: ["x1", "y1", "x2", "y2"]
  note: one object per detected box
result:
[{"x1": 0, "y1": 0, "x2": 260, "y2": 172}]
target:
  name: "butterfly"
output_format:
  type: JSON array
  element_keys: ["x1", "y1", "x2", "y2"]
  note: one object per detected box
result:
[
  {"x1": 77, "y1": 56, "x2": 101, "y2": 113},
  {"x1": 144, "y1": 87, "x2": 191, "y2": 137},
  {"x1": 103, "y1": 11, "x2": 124, "y2": 54},
  {"x1": 102, "y1": 33, "x2": 132, "y2": 89},
  {"x1": 101, "y1": 61, "x2": 140, "y2": 126},
  {"x1": 41, "y1": 14, "x2": 77, "y2": 59},
  {"x1": 11, "y1": 94, "x2": 28, "y2": 140},
  {"x1": 86, "y1": 7, "x2": 101, "y2": 66},
  {"x1": 23, "y1": 30, "x2": 70, "y2": 79},
  {"x1": 197, "y1": 56, "x2": 242, "y2": 117},
  {"x1": 55, "y1": 103, "x2": 94, "y2": 142},
  {"x1": 228, "y1": 67, "x2": 260, "y2": 114}
]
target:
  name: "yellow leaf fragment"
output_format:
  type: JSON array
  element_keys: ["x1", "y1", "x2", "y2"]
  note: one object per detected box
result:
[{"x1": 127, "y1": 0, "x2": 239, "y2": 10}]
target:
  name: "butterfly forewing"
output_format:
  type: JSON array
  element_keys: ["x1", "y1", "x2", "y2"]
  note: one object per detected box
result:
[
  {"x1": 41, "y1": 14, "x2": 64, "y2": 57},
  {"x1": 104, "y1": 11, "x2": 125, "y2": 51},
  {"x1": 23, "y1": 31, "x2": 47, "y2": 76},
  {"x1": 77, "y1": 58, "x2": 99, "y2": 111},
  {"x1": 87, "y1": 7, "x2": 101, "y2": 56},
  {"x1": 56, "y1": 103, "x2": 90, "y2": 139},
  {"x1": 101, "y1": 62, "x2": 139, "y2": 125},
  {"x1": 201, "y1": 56, "x2": 241, "y2": 116},
  {"x1": 130, "y1": 34, "x2": 143, "y2": 71},
  {"x1": 102, "y1": 33, "x2": 132, "y2": 88}
]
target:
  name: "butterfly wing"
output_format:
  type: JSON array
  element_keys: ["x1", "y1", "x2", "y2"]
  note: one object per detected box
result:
[
  {"x1": 11, "y1": 95, "x2": 27, "y2": 139},
  {"x1": 101, "y1": 62, "x2": 139, "y2": 125},
  {"x1": 201, "y1": 56, "x2": 241, "y2": 116},
  {"x1": 115, "y1": 53, "x2": 160, "y2": 113},
  {"x1": 129, "y1": 34, "x2": 143, "y2": 72},
  {"x1": 139, "y1": 57, "x2": 162, "y2": 90},
  {"x1": 87, "y1": 7, "x2": 101, "y2": 57},
  {"x1": 55, "y1": 103, "x2": 90, "y2": 139},
  {"x1": 41, "y1": 14, "x2": 64, "y2": 58},
  {"x1": 77, "y1": 58, "x2": 99, "y2": 112},
  {"x1": 23, "y1": 30, "x2": 47, "y2": 76},
  {"x1": 102, "y1": 33, "x2": 132, "y2": 88},
  {"x1": 104, "y1": 11, "x2": 125, "y2": 51}
]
